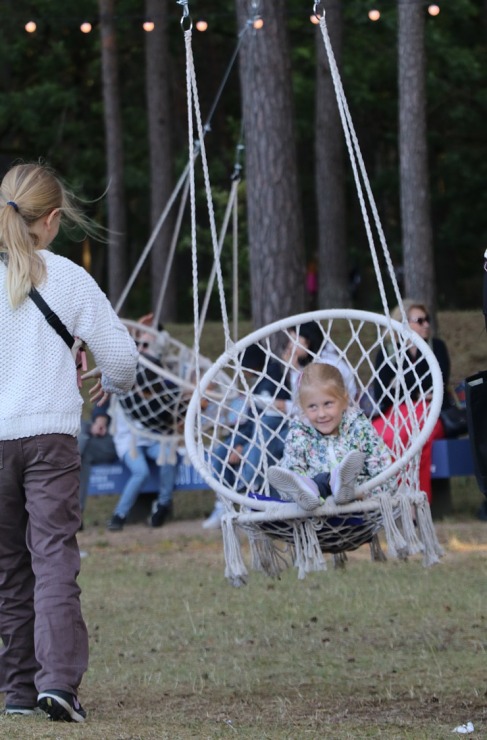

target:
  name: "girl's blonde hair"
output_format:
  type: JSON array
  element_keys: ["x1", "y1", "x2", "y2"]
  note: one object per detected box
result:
[
  {"x1": 0, "y1": 163, "x2": 97, "y2": 307},
  {"x1": 298, "y1": 362, "x2": 349, "y2": 407}
]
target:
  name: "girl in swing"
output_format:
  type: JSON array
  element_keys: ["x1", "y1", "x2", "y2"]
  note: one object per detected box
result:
[{"x1": 268, "y1": 362, "x2": 393, "y2": 510}]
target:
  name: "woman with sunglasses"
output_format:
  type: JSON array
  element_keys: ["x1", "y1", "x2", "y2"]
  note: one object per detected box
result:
[
  {"x1": 372, "y1": 299, "x2": 451, "y2": 503},
  {"x1": 374, "y1": 300, "x2": 451, "y2": 413}
]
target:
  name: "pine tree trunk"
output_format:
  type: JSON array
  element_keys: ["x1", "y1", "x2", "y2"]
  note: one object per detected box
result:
[
  {"x1": 99, "y1": 0, "x2": 127, "y2": 306},
  {"x1": 145, "y1": 0, "x2": 176, "y2": 323},
  {"x1": 398, "y1": 0, "x2": 436, "y2": 315},
  {"x1": 235, "y1": 0, "x2": 306, "y2": 329},
  {"x1": 315, "y1": 2, "x2": 350, "y2": 309}
]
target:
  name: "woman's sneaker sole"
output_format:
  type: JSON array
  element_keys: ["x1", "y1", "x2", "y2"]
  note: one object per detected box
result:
[
  {"x1": 37, "y1": 692, "x2": 86, "y2": 723},
  {"x1": 4, "y1": 705, "x2": 41, "y2": 716},
  {"x1": 268, "y1": 467, "x2": 321, "y2": 511}
]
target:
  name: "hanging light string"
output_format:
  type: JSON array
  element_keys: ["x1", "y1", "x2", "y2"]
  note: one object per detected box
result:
[{"x1": 14, "y1": 2, "x2": 441, "y2": 35}]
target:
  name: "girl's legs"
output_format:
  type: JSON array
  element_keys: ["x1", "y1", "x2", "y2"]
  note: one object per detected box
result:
[{"x1": 268, "y1": 451, "x2": 366, "y2": 510}]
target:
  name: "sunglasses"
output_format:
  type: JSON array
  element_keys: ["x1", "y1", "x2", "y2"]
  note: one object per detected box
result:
[
  {"x1": 409, "y1": 315, "x2": 430, "y2": 326},
  {"x1": 136, "y1": 341, "x2": 150, "y2": 350}
]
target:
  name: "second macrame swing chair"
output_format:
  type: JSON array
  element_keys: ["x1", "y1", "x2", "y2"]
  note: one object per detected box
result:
[{"x1": 176, "y1": 2, "x2": 445, "y2": 585}]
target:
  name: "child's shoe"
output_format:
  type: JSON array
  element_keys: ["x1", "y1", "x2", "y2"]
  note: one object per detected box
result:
[
  {"x1": 331, "y1": 451, "x2": 366, "y2": 504},
  {"x1": 268, "y1": 467, "x2": 322, "y2": 511}
]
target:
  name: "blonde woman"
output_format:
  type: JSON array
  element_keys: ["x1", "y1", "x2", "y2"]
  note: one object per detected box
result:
[
  {"x1": 0, "y1": 163, "x2": 137, "y2": 722},
  {"x1": 372, "y1": 300, "x2": 450, "y2": 503}
]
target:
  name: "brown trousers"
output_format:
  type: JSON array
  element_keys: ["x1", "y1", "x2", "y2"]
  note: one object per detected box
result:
[{"x1": 0, "y1": 434, "x2": 88, "y2": 706}]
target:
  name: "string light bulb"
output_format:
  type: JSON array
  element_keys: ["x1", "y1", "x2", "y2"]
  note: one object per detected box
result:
[
  {"x1": 195, "y1": 20, "x2": 208, "y2": 32},
  {"x1": 25, "y1": 21, "x2": 37, "y2": 33},
  {"x1": 143, "y1": 21, "x2": 155, "y2": 32},
  {"x1": 80, "y1": 22, "x2": 92, "y2": 34},
  {"x1": 368, "y1": 9, "x2": 380, "y2": 21},
  {"x1": 428, "y1": 4, "x2": 440, "y2": 15},
  {"x1": 253, "y1": 17, "x2": 264, "y2": 30}
]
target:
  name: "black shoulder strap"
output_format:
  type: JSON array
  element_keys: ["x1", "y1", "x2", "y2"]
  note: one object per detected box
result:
[{"x1": 29, "y1": 287, "x2": 75, "y2": 350}]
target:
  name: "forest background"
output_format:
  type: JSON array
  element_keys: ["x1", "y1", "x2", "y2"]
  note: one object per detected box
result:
[{"x1": 0, "y1": 0, "x2": 486, "y2": 328}]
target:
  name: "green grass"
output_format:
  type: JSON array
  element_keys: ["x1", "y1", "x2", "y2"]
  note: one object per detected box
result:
[{"x1": 2, "y1": 491, "x2": 486, "y2": 738}]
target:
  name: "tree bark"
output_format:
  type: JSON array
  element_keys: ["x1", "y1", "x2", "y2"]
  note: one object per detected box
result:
[
  {"x1": 235, "y1": 0, "x2": 306, "y2": 329},
  {"x1": 99, "y1": 0, "x2": 127, "y2": 306},
  {"x1": 398, "y1": 0, "x2": 436, "y2": 315},
  {"x1": 315, "y1": 1, "x2": 350, "y2": 308},
  {"x1": 145, "y1": 0, "x2": 176, "y2": 323}
]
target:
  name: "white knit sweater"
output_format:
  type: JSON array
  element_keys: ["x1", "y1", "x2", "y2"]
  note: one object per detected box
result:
[{"x1": 0, "y1": 250, "x2": 138, "y2": 440}]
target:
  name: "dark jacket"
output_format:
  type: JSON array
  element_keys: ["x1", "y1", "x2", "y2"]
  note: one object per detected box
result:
[{"x1": 374, "y1": 336, "x2": 451, "y2": 412}]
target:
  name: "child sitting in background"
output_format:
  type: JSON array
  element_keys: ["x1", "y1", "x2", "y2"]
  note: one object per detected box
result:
[{"x1": 268, "y1": 363, "x2": 393, "y2": 510}]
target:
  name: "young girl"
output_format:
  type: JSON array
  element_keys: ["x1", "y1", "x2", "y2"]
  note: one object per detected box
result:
[{"x1": 268, "y1": 362, "x2": 393, "y2": 510}]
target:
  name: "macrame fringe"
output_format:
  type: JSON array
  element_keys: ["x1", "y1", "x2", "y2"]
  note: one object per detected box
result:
[
  {"x1": 379, "y1": 494, "x2": 409, "y2": 560},
  {"x1": 292, "y1": 520, "x2": 327, "y2": 579},
  {"x1": 221, "y1": 513, "x2": 248, "y2": 587},
  {"x1": 246, "y1": 528, "x2": 289, "y2": 578},
  {"x1": 369, "y1": 533, "x2": 387, "y2": 562},
  {"x1": 415, "y1": 495, "x2": 445, "y2": 566},
  {"x1": 399, "y1": 492, "x2": 424, "y2": 556}
]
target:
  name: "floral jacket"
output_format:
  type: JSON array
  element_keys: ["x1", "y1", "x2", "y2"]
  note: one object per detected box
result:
[{"x1": 280, "y1": 405, "x2": 394, "y2": 496}]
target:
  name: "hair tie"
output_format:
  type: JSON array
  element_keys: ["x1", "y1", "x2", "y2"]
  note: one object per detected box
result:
[{"x1": 6, "y1": 200, "x2": 19, "y2": 212}]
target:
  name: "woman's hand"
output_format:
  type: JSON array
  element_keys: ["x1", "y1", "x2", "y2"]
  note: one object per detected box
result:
[{"x1": 81, "y1": 367, "x2": 111, "y2": 406}]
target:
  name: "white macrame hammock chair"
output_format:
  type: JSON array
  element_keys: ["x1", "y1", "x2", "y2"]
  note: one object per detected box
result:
[
  {"x1": 178, "y1": 5, "x2": 444, "y2": 586},
  {"x1": 109, "y1": 26, "x2": 247, "y2": 456}
]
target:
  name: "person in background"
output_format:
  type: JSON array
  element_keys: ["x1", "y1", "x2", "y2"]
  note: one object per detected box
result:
[
  {"x1": 268, "y1": 363, "x2": 393, "y2": 510},
  {"x1": 373, "y1": 300, "x2": 450, "y2": 503},
  {"x1": 374, "y1": 300, "x2": 451, "y2": 414},
  {"x1": 78, "y1": 401, "x2": 118, "y2": 527},
  {"x1": 106, "y1": 403, "x2": 177, "y2": 531},
  {"x1": 0, "y1": 162, "x2": 137, "y2": 722},
  {"x1": 202, "y1": 343, "x2": 291, "y2": 529}
]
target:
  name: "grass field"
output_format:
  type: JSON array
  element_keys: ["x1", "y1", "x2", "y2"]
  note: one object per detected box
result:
[{"x1": 1, "y1": 502, "x2": 485, "y2": 739}]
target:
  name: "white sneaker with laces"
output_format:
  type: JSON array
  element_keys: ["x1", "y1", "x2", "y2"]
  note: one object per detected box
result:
[
  {"x1": 268, "y1": 466, "x2": 322, "y2": 511},
  {"x1": 331, "y1": 451, "x2": 366, "y2": 505}
]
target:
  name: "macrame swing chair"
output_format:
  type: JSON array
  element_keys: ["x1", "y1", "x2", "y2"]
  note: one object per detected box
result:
[
  {"x1": 108, "y1": 25, "x2": 249, "y2": 459},
  {"x1": 178, "y1": 1, "x2": 445, "y2": 585}
]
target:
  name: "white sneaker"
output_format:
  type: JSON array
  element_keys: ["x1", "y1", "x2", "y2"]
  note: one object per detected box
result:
[
  {"x1": 331, "y1": 451, "x2": 366, "y2": 504},
  {"x1": 202, "y1": 508, "x2": 224, "y2": 530},
  {"x1": 268, "y1": 466, "x2": 321, "y2": 511}
]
